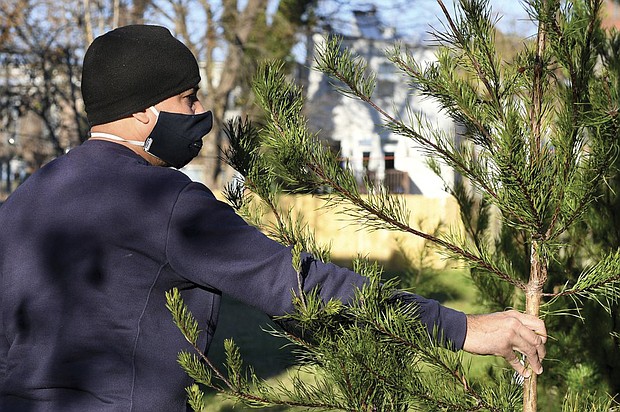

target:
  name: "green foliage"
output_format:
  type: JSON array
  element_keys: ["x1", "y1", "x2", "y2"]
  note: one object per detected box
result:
[
  {"x1": 547, "y1": 250, "x2": 620, "y2": 314},
  {"x1": 168, "y1": 277, "x2": 528, "y2": 411},
  {"x1": 168, "y1": 0, "x2": 620, "y2": 410},
  {"x1": 166, "y1": 288, "x2": 201, "y2": 345},
  {"x1": 414, "y1": 2, "x2": 620, "y2": 408},
  {"x1": 561, "y1": 390, "x2": 619, "y2": 412},
  {"x1": 186, "y1": 384, "x2": 206, "y2": 412},
  {"x1": 222, "y1": 116, "x2": 331, "y2": 263},
  {"x1": 392, "y1": 0, "x2": 617, "y2": 243}
]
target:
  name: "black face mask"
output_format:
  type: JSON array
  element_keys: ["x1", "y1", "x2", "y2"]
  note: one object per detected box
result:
[{"x1": 144, "y1": 108, "x2": 213, "y2": 169}]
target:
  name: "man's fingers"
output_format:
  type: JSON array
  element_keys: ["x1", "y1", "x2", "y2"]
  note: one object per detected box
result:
[
  {"x1": 535, "y1": 334, "x2": 546, "y2": 361},
  {"x1": 519, "y1": 325, "x2": 546, "y2": 361},
  {"x1": 511, "y1": 329, "x2": 544, "y2": 375},
  {"x1": 518, "y1": 348, "x2": 543, "y2": 375},
  {"x1": 502, "y1": 313, "x2": 546, "y2": 376},
  {"x1": 506, "y1": 310, "x2": 548, "y2": 344},
  {"x1": 526, "y1": 325, "x2": 546, "y2": 368},
  {"x1": 507, "y1": 353, "x2": 530, "y2": 378}
]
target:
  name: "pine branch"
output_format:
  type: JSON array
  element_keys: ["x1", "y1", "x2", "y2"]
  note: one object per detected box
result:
[
  {"x1": 436, "y1": 0, "x2": 506, "y2": 124},
  {"x1": 309, "y1": 153, "x2": 525, "y2": 289},
  {"x1": 320, "y1": 37, "x2": 511, "y2": 216},
  {"x1": 389, "y1": 44, "x2": 544, "y2": 232},
  {"x1": 367, "y1": 319, "x2": 496, "y2": 411},
  {"x1": 420, "y1": 3, "x2": 546, "y2": 232},
  {"x1": 250, "y1": 59, "x2": 524, "y2": 290},
  {"x1": 544, "y1": 250, "x2": 620, "y2": 314},
  {"x1": 185, "y1": 384, "x2": 205, "y2": 412},
  {"x1": 165, "y1": 289, "x2": 234, "y2": 389},
  {"x1": 291, "y1": 242, "x2": 307, "y2": 308},
  {"x1": 348, "y1": 287, "x2": 512, "y2": 412},
  {"x1": 167, "y1": 288, "x2": 359, "y2": 411},
  {"x1": 543, "y1": 0, "x2": 610, "y2": 240},
  {"x1": 222, "y1": 118, "x2": 332, "y2": 262},
  {"x1": 561, "y1": 389, "x2": 620, "y2": 411}
]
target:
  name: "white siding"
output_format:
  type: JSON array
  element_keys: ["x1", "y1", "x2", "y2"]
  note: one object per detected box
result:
[{"x1": 304, "y1": 21, "x2": 455, "y2": 197}]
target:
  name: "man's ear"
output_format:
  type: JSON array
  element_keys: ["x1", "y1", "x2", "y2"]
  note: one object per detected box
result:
[{"x1": 132, "y1": 109, "x2": 151, "y2": 124}]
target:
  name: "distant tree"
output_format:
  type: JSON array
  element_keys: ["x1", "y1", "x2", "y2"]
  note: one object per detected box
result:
[{"x1": 0, "y1": 0, "x2": 89, "y2": 171}]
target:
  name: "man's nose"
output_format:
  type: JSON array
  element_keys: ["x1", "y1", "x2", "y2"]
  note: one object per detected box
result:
[{"x1": 195, "y1": 100, "x2": 206, "y2": 114}]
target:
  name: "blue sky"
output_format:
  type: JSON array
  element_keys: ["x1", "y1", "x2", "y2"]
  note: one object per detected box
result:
[
  {"x1": 225, "y1": 1, "x2": 538, "y2": 63},
  {"x1": 320, "y1": 0, "x2": 538, "y2": 41},
  {"x1": 402, "y1": 0, "x2": 537, "y2": 38}
]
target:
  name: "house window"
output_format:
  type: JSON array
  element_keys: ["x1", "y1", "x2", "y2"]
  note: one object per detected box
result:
[
  {"x1": 385, "y1": 152, "x2": 395, "y2": 170},
  {"x1": 328, "y1": 141, "x2": 344, "y2": 168},
  {"x1": 362, "y1": 151, "x2": 370, "y2": 171}
]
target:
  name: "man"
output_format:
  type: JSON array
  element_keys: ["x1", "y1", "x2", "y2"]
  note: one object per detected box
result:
[{"x1": 0, "y1": 25, "x2": 546, "y2": 411}]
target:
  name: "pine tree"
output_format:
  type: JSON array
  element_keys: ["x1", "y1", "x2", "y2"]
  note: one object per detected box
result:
[{"x1": 166, "y1": 0, "x2": 620, "y2": 410}]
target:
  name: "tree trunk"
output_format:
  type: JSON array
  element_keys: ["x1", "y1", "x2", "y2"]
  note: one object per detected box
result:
[
  {"x1": 525, "y1": 0, "x2": 549, "y2": 407},
  {"x1": 83, "y1": 0, "x2": 94, "y2": 44},
  {"x1": 523, "y1": 241, "x2": 547, "y2": 412},
  {"x1": 201, "y1": 0, "x2": 269, "y2": 188}
]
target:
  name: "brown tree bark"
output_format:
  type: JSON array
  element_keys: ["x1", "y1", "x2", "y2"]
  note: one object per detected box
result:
[
  {"x1": 524, "y1": 2, "x2": 548, "y2": 409},
  {"x1": 523, "y1": 241, "x2": 547, "y2": 412},
  {"x1": 202, "y1": 0, "x2": 269, "y2": 188}
]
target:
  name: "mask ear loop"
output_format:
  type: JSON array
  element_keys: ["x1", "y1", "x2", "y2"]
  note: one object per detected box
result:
[{"x1": 143, "y1": 106, "x2": 162, "y2": 153}]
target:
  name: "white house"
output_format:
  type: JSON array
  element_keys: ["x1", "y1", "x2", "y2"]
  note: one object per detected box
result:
[{"x1": 303, "y1": 8, "x2": 456, "y2": 197}]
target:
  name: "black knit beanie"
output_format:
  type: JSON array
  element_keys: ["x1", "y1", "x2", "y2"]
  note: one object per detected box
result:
[{"x1": 81, "y1": 25, "x2": 201, "y2": 126}]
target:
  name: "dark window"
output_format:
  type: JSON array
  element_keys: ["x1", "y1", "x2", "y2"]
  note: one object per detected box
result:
[
  {"x1": 385, "y1": 152, "x2": 395, "y2": 170},
  {"x1": 363, "y1": 151, "x2": 371, "y2": 170}
]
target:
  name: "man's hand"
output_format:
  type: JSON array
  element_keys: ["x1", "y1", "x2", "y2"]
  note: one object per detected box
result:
[{"x1": 463, "y1": 310, "x2": 547, "y2": 378}]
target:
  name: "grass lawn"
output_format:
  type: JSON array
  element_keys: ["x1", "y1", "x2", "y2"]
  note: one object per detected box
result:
[{"x1": 198, "y1": 266, "x2": 505, "y2": 411}]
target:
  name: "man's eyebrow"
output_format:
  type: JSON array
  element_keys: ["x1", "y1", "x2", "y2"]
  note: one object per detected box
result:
[{"x1": 183, "y1": 87, "x2": 199, "y2": 96}]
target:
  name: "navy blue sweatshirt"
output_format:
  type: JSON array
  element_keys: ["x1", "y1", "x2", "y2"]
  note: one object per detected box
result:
[{"x1": 0, "y1": 140, "x2": 466, "y2": 411}]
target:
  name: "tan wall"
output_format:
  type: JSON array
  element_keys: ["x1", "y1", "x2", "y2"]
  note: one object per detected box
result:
[{"x1": 216, "y1": 192, "x2": 463, "y2": 270}]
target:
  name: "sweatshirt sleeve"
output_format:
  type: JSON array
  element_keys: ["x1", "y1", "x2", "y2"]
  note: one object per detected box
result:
[
  {"x1": 166, "y1": 182, "x2": 466, "y2": 350},
  {"x1": 391, "y1": 292, "x2": 467, "y2": 350},
  {"x1": 165, "y1": 182, "x2": 366, "y2": 316}
]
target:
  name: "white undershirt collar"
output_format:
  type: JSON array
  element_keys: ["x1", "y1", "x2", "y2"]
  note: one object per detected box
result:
[{"x1": 89, "y1": 132, "x2": 144, "y2": 147}]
